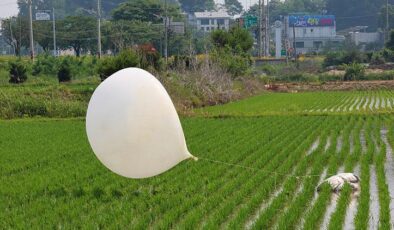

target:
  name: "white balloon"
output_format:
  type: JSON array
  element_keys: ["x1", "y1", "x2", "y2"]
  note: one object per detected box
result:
[{"x1": 86, "y1": 68, "x2": 197, "y2": 179}]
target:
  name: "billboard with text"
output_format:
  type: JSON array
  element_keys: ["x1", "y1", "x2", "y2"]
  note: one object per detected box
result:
[{"x1": 289, "y1": 15, "x2": 335, "y2": 27}]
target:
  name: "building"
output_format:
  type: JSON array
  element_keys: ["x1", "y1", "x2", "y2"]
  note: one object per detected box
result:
[
  {"x1": 285, "y1": 15, "x2": 345, "y2": 54},
  {"x1": 349, "y1": 32, "x2": 382, "y2": 46},
  {"x1": 193, "y1": 11, "x2": 231, "y2": 32}
]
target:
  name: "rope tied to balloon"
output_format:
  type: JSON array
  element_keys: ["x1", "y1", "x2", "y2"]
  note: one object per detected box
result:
[{"x1": 86, "y1": 68, "x2": 328, "y2": 180}]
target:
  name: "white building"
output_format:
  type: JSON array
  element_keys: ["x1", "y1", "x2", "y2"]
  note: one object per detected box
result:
[
  {"x1": 349, "y1": 32, "x2": 382, "y2": 46},
  {"x1": 285, "y1": 15, "x2": 345, "y2": 54},
  {"x1": 193, "y1": 11, "x2": 231, "y2": 32}
]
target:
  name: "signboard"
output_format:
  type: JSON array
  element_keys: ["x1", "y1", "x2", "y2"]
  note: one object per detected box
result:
[
  {"x1": 289, "y1": 15, "x2": 335, "y2": 27},
  {"x1": 244, "y1": 15, "x2": 257, "y2": 29},
  {"x1": 35, "y1": 10, "x2": 51, "y2": 21}
]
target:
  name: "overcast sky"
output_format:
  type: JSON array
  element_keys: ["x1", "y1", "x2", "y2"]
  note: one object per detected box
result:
[
  {"x1": 0, "y1": 0, "x2": 18, "y2": 18},
  {"x1": 0, "y1": 0, "x2": 259, "y2": 19}
]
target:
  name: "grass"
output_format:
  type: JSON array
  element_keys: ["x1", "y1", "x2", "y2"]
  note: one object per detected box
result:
[
  {"x1": 1, "y1": 87, "x2": 394, "y2": 228},
  {"x1": 196, "y1": 90, "x2": 394, "y2": 117}
]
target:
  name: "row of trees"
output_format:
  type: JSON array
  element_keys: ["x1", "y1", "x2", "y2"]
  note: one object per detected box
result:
[
  {"x1": 3, "y1": 0, "x2": 246, "y2": 57},
  {"x1": 17, "y1": 0, "x2": 241, "y2": 18}
]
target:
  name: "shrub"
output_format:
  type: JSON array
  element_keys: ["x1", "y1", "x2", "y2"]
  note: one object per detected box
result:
[
  {"x1": 323, "y1": 51, "x2": 345, "y2": 67},
  {"x1": 278, "y1": 73, "x2": 319, "y2": 82},
  {"x1": 97, "y1": 49, "x2": 139, "y2": 81},
  {"x1": 210, "y1": 48, "x2": 252, "y2": 77},
  {"x1": 323, "y1": 50, "x2": 366, "y2": 67},
  {"x1": 137, "y1": 44, "x2": 162, "y2": 70},
  {"x1": 9, "y1": 59, "x2": 28, "y2": 84},
  {"x1": 370, "y1": 52, "x2": 385, "y2": 65},
  {"x1": 259, "y1": 64, "x2": 277, "y2": 76},
  {"x1": 57, "y1": 59, "x2": 72, "y2": 82},
  {"x1": 32, "y1": 54, "x2": 58, "y2": 76},
  {"x1": 382, "y1": 48, "x2": 394, "y2": 62},
  {"x1": 343, "y1": 62, "x2": 365, "y2": 81}
]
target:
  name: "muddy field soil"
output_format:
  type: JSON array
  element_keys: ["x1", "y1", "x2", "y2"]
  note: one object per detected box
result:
[{"x1": 267, "y1": 80, "x2": 394, "y2": 92}]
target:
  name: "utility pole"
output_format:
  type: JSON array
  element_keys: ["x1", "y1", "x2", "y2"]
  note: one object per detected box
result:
[
  {"x1": 9, "y1": 18, "x2": 15, "y2": 56},
  {"x1": 265, "y1": 0, "x2": 269, "y2": 56},
  {"x1": 259, "y1": 0, "x2": 269, "y2": 57},
  {"x1": 97, "y1": 0, "x2": 102, "y2": 58},
  {"x1": 28, "y1": 0, "x2": 35, "y2": 61},
  {"x1": 52, "y1": 8, "x2": 57, "y2": 57},
  {"x1": 293, "y1": 23, "x2": 298, "y2": 66},
  {"x1": 387, "y1": 0, "x2": 390, "y2": 43},
  {"x1": 258, "y1": 0, "x2": 262, "y2": 57},
  {"x1": 164, "y1": 0, "x2": 168, "y2": 64}
]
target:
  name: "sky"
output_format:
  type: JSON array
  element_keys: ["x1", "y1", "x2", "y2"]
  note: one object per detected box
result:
[
  {"x1": 0, "y1": 0, "x2": 18, "y2": 18},
  {"x1": 0, "y1": 0, "x2": 259, "y2": 19}
]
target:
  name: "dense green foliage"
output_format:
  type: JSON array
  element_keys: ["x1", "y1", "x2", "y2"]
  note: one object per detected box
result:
[
  {"x1": 178, "y1": 0, "x2": 215, "y2": 12},
  {"x1": 112, "y1": 0, "x2": 181, "y2": 23},
  {"x1": 343, "y1": 62, "x2": 365, "y2": 81},
  {"x1": 323, "y1": 51, "x2": 367, "y2": 67},
  {"x1": 97, "y1": 49, "x2": 141, "y2": 81},
  {"x1": 224, "y1": 0, "x2": 243, "y2": 16},
  {"x1": 57, "y1": 58, "x2": 72, "y2": 82},
  {"x1": 210, "y1": 27, "x2": 254, "y2": 76},
  {"x1": 8, "y1": 59, "x2": 28, "y2": 84}
]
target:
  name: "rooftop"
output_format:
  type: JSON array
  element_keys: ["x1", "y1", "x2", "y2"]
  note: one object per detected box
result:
[{"x1": 194, "y1": 11, "x2": 231, "y2": 19}]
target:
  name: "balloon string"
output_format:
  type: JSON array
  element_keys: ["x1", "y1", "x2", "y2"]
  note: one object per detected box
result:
[{"x1": 197, "y1": 157, "x2": 324, "y2": 179}]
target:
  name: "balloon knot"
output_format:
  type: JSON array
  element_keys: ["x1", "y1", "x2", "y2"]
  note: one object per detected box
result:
[{"x1": 191, "y1": 156, "x2": 199, "y2": 161}]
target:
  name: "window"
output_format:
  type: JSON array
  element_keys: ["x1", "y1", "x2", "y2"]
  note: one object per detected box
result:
[
  {"x1": 200, "y1": 19, "x2": 209, "y2": 25},
  {"x1": 217, "y1": 19, "x2": 225, "y2": 25},
  {"x1": 295, "y1": 42, "x2": 304, "y2": 48},
  {"x1": 313, "y1": 41, "x2": 323, "y2": 49},
  {"x1": 303, "y1": 28, "x2": 307, "y2": 35},
  {"x1": 210, "y1": 19, "x2": 215, "y2": 24},
  {"x1": 206, "y1": 27, "x2": 210, "y2": 31}
]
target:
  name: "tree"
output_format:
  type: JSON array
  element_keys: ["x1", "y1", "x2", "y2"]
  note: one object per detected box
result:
[
  {"x1": 33, "y1": 21, "x2": 53, "y2": 52},
  {"x1": 379, "y1": 4, "x2": 394, "y2": 31},
  {"x1": 18, "y1": 0, "x2": 125, "y2": 18},
  {"x1": 211, "y1": 27, "x2": 253, "y2": 53},
  {"x1": 178, "y1": 0, "x2": 215, "y2": 13},
  {"x1": 112, "y1": 0, "x2": 181, "y2": 23},
  {"x1": 326, "y1": 0, "x2": 394, "y2": 31},
  {"x1": 211, "y1": 30, "x2": 230, "y2": 49},
  {"x1": 386, "y1": 30, "x2": 394, "y2": 50},
  {"x1": 56, "y1": 16, "x2": 97, "y2": 57},
  {"x1": 210, "y1": 27, "x2": 254, "y2": 76},
  {"x1": 112, "y1": 0, "x2": 163, "y2": 23},
  {"x1": 225, "y1": 0, "x2": 243, "y2": 16},
  {"x1": 102, "y1": 20, "x2": 162, "y2": 53},
  {"x1": 0, "y1": 17, "x2": 29, "y2": 56}
]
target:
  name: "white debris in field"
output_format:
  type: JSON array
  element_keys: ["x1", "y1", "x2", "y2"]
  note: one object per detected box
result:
[{"x1": 317, "y1": 173, "x2": 360, "y2": 193}]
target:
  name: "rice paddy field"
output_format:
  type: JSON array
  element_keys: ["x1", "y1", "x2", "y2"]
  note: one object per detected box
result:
[{"x1": 2, "y1": 90, "x2": 394, "y2": 229}]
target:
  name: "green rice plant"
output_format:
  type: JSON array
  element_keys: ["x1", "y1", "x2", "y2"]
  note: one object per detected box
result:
[{"x1": 327, "y1": 184, "x2": 352, "y2": 230}]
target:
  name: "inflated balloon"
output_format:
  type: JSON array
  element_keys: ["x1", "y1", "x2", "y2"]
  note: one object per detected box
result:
[{"x1": 86, "y1": 68, "x2": 197, "y2": 179}]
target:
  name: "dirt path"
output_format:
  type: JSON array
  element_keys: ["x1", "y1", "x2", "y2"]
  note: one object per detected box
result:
[
  {"x1": 298, "y1": 168, "x2": 328, "y2": 230},
  {"x1": 321, "y1": 166, "x2": 345, "y2": 230},
  {"x1": 369, "y1": 165, "x2": 380, "y2": 230},
  {"x1": 307, "y1": 138, "x2": 320, "y2": 155},
  {"x1": 343, "y1": 165, "x2": 361, "y2": 230},
  {"x1": 381, "y1": 128, "x2": 394, "y2": 228}
]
